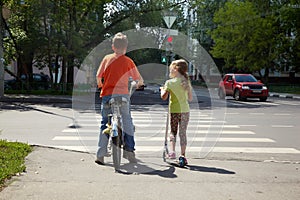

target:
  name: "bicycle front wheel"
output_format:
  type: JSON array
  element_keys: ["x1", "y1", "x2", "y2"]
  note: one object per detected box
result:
[
  {"x1": 112, "y1": 137, "x2": 121, "y2": 171},
  {"x1": 112, "y1": 118, "x2": 122, "y2": 171}
]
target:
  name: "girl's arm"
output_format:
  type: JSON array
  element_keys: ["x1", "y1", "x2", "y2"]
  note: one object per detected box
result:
[
  {"x1": 160, "y1": 87, "x2": 169, "y2": 100},
  {"x1": 188, "y1": 88, "x2": 193, "y2": 102}
]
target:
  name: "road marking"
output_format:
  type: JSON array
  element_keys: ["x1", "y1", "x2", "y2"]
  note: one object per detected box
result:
[
  {"x1": 61, "y1": 129, "x2": 256, "y2": 135},
  {"x1": 239, "y1": 125, "x2": 257, "y2": 127},
  {"x1": 75, "y1": 123, "x2": 240, "y2": 128},
  {"x1": 62, "y1": 129, "x2": 97, "y2": 133},
  {"x1": 271, "y1": 125, "x2": 294, "y2": 128},
  {"x1": 259, "y1": 102, "x2": 280, "y2": 106},
  {"x1": 53, "y1": 136, "x2": 275, "y2": 143},
  {"x1": 249, "y1": 113, "x2": 265, "y2": 115},
  {"x1": 51, "y1": 145, "x2": 300, "y2": 154},
  {"x1": 136, "y1": 146, "x2": 300, "y2": 154},
  {"x1": 199, "y1": 130, "x2": 255, "y2": 134},
  {"x1": 279, "y1": 101, "x2": 300, "y2": 106},
  {"x1": 132, "y1": 119, "x2": 224, "y2": 123},
  {"x1": 273, "y1": 113, "x2": 292, "y2": 116}
]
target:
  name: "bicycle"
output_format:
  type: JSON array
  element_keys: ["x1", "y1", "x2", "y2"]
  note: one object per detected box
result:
[{"x1": 104, "y1": 80, "x2": 138, "y2": 172}]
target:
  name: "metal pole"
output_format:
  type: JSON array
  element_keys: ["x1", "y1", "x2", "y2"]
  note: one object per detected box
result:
[{"x1": 0, "y1": 4, "x2": 5, "y2": 98}]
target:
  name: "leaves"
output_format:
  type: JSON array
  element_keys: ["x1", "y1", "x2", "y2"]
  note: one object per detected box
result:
[{"x1": 209, "y1": 0, "x2": 300, "y2": 77}]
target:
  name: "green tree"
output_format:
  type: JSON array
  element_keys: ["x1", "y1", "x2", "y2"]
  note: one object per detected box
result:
[
  {"x1": 209, "y1": 0, "x2": 279, "y2": 82},
  {"x1": 2, "y1": 0, "x2": 188, "y2": 91}
]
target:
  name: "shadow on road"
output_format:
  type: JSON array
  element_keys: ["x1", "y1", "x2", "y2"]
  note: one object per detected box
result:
[
  {"x1": 186, "y1": 165, "x2": 236, "y2": 174},
  {"x1": 100, "y1": 159, "x2": 235, "y2": 178}
]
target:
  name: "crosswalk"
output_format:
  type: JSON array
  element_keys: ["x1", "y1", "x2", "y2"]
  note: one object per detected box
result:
[
  {"x1": 225, "y1": 98, "x2": 300, "y2": 107},
  {"x1": 50, "y1": 105, "x2": 300, "y2": 158}
]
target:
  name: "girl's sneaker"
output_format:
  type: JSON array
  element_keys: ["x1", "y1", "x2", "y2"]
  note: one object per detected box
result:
[
  {"x1": 168, "y1": 151, "x2": 176, "y2": 159},
  {"x1": 179, "y1": 156, "x2": 188, "y2": 166}
]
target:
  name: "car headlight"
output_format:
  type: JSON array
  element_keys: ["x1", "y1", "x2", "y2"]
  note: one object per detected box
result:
[
  {"x1": 242, "y1": 85, "x2": 250, "y2": 90},
  {"x1": 262, "y1": 86, "x2": 267, "y2": 90}
]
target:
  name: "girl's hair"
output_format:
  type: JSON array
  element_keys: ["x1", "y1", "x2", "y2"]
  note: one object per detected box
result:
[{"x1": 170, "y1": 59, "x2": 191, "y2": 91}]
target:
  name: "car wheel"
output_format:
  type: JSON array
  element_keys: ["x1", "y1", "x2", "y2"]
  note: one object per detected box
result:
[
  {"x1": 218, "y1": 88, "x2": 225, "y2": 99},
  {"x1": 260, "y1": 97, "x2": 267, "y2": 102},
  {"x1": 234, "y1": 89, "x2": 241, "y2": 101}
]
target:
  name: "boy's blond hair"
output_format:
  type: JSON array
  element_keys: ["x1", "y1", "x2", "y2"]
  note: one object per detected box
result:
[{"x1": 112, "y1": 32, "x2": 128, "y2": 50}]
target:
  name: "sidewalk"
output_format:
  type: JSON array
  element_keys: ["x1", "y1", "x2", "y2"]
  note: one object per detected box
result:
[{"x1": 0, "y1": 146, "x2": 299, "y2": 200}]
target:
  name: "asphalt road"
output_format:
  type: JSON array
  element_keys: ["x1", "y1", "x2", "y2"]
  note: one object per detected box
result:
[
  {"x1": 1, "y1": 90, "x2": 300, "y2": 200},
  {"x1": 1, "y1": 89, "x2": 299, "y2": 162}
]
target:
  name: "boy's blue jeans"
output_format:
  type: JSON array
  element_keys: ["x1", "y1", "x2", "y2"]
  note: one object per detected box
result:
[{"x1": 96, "y1": 95, "x2": 135, "y2": 159}]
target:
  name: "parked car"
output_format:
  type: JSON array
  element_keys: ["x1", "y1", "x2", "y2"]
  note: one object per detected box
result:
[
  {"x1": 218, "y1": 73, "x2": 268, "y2": 101},
  {"x1": 4, "y1": 73, "x2": 51, "y2": 90}
]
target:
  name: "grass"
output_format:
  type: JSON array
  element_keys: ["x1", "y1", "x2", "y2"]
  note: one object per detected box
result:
[
  {"x1": 268, "y1": 84, "x2": 300, "y2": 95},
  {"x1": 0, "y1": 140, "x2": 32, "y2": 189}
]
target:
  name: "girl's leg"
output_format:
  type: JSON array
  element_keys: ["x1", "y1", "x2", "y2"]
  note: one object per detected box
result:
[
  {"x1": 178, "y1": 112, "x2": 189, "y2": 157},
  {"x1": 170, "y1": 113, "x2": 180, "y2": 156}
]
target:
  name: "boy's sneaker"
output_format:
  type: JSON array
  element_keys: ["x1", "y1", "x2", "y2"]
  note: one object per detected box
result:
[
  {"x1": 95, "y1": 157, "x2": 105, "y2": 165},
  {"x1": 168, "y1": 151, "x2": 176, "y2": 159},
  {"x1": 123, "y1": 151, "x2": 137, "y2": 163}
]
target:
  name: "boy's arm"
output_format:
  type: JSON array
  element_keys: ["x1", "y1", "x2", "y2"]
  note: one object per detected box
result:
[
  {"x1": 130, "y1": 65, "x2": 144, "y2": 87},
  {"x1": 96, "y1": 59, "x2": 106, "y2": 88}
]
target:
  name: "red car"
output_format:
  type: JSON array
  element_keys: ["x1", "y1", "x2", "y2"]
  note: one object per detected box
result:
[{"x1": 218, "y1": 74, "x2": 268, "y2": 101}]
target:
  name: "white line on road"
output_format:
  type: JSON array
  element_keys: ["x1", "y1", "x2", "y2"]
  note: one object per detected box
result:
[
  {"x1": 52, "y1": 136, "x2": 275, "y2": 143},
  {"x1": 51, "y1": 145, "x2": 300, "y2": 154},
  {"x1": 75, "y1": 124, "x2": 240, "y2": 128},
  {"x1": 271, "y1": 125, "x2": 294, "y2": 128},
  {"x1": 273, "y1": 113, "x2": 292, "y2": 116},
  {"x1": 249, "y1": 113, "x2": 265, "y2": 115},
  {"x1": 61, "y1": 129, "x2": 256, "y2": 134}
]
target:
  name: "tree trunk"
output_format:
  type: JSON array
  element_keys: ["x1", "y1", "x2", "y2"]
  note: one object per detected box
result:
[{"x1": 67, "y1": 55, "x2": 74, "y2": 90}]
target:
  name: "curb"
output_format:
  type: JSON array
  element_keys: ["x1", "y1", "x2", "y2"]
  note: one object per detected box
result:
[
  {"x1": 0, "y1": 95, "x2": 72, "y2": 104},
  {"x1": 269, "y1": 93, "x2": 299, "y2": 99}
]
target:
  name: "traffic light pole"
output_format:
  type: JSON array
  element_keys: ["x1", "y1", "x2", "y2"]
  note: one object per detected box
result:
[
  {"x1": 165, "y1": 51, "x2": 169, "y2": 81},
  {"x1": 0, "y1": 4, "x2": 4, "y2": 98}
]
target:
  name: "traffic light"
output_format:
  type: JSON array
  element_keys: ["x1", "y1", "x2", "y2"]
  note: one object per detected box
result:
[
  {"x1": 166, "y1": 36, "x2": 173, "y2": 51},
  {"x1": 161, "y1": 55, "x2": 167, "y2": 64}
]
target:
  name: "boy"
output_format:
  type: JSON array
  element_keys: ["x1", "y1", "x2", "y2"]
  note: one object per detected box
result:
[{"x1": 95, "y1": 32, "x2": 144, "y2": 165}]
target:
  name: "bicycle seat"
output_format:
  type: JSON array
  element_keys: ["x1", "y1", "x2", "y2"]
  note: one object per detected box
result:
[{"x1": 109, "y1": 96, "x2": 128, "y2": 106}]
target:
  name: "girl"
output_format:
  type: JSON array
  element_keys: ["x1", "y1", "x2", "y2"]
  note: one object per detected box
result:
[{"x1": 160, "y1": 59, "x2": 193, "y2": 163}]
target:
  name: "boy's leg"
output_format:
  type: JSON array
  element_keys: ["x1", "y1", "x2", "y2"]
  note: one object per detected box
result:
[
  {"x1": 119, "y1": 95, "x2": 137, "y2": 163},
  {"x1": 120, "y1": 96, "x2": 135, "y2": 151},
  {"x1": 96, "y1": 96, "x2": 111, "y2": 162}
]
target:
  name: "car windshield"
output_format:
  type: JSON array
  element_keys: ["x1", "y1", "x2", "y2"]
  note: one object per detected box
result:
[{"x1": 235, "y1": 75, "x2": 257, "y2": 82}]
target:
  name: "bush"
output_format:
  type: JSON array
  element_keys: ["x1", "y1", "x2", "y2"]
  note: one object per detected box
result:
[{"x1": 0, "y1": 140, "x2": 32, "y2": 188}]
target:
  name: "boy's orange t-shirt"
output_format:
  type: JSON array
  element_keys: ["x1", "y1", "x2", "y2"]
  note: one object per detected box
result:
[{"x1": 97, "y1": 54, "x2": 141, "y2": 97}]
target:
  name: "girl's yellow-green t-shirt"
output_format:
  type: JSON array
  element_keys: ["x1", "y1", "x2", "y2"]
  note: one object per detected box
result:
[{"x1": 165, "y1": 77, "x2": 190, "y2": 113}]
